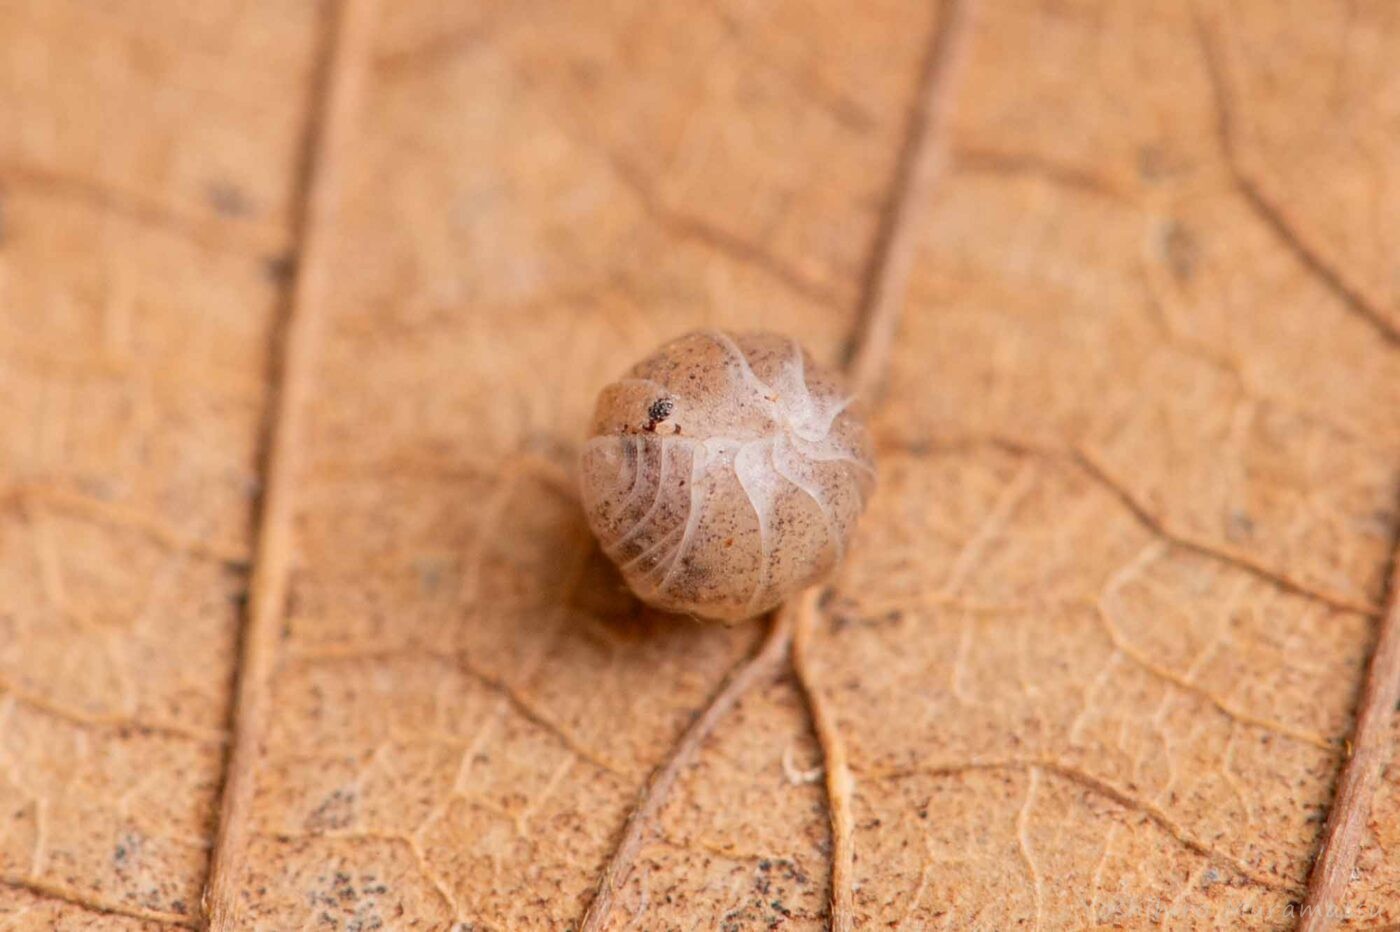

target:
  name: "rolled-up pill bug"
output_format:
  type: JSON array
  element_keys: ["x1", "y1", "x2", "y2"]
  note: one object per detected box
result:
[{"x1": 579, "y1": 329, "x2": 875, "y2": 622}]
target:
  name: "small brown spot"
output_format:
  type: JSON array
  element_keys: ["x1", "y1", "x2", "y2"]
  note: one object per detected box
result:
[
  {"x1": 263, "y1": 252, "x2": 297, "y2": 284},
  {"x1": 207, "y1": 181, "x2": 252, "y2": 217},
  {"x1": 569, "y1": 59, "x2": 602, "y2": 88},
  {"x1": 1137, "y1": 144, "x2": 1183, "y2": 182},
  {"x1": 1162, "y1": 221, "x2": 1199, "y2": 283}
]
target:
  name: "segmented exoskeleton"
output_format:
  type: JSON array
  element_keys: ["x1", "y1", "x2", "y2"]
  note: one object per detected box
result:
[{"x1": 580, "y1": 330, "x2": 875, "y2": 622}]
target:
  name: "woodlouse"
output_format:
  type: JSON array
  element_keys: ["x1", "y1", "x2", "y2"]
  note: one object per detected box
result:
[{"x1": 579, "y1": 329, "x2": 875, "y2": 622}]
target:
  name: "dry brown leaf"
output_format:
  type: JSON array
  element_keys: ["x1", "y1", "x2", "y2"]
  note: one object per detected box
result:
[{"x1": 2, "y1": 0, "x2": 1398, "y2": 930}]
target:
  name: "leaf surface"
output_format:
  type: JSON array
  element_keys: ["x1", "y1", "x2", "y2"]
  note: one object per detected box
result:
[{"x1": 2, "y1": 0, "x2": 1398, "y2": 929}]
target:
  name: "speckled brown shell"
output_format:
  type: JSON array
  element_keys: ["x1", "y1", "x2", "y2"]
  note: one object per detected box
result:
[{"x1": 579, "y1": 330, "x2": 876, "y2": 622}]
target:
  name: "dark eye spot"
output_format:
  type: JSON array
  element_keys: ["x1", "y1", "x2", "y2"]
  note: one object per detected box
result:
[{"x1": 645, "y1": 398, "x2": 674, "y2": 431}]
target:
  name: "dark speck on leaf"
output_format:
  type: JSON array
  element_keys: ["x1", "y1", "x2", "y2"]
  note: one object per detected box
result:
[
  {"x1": 207, "y1": 181, "x2": 252, "y2": 217},
  {"x1": 1227, "y1": 510, "x2": 1255, "y2": 542},
  {"x1": 1137, "y1": 144, "x2": 1178, "y2": 181},
  {"x1": 1162, "y1": 220, "x2": 1199, "y2": 283},
  {"x1": 263, "y1": 252, "x2": 297, "y2": 284}
]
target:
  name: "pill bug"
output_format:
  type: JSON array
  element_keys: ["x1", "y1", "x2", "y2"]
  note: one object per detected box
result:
[{"x1": 579, "y1": 329, "x2": 876, "y2": 622}]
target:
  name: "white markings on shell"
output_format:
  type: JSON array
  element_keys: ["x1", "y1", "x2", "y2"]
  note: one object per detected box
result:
[{"x1": 579, "y1": 329, "x2": 876, "y2": 623}]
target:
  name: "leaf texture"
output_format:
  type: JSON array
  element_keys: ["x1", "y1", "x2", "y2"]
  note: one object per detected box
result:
[{"x1": 1, "y1": 0, "x2": 1398, "y2": 929}]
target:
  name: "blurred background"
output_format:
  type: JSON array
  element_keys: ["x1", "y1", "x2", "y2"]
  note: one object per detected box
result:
[{"x1": 1, "y1": 0, "x2": 1398, "y2": 928}]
